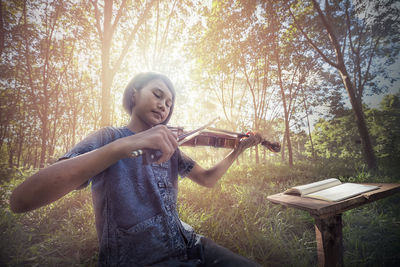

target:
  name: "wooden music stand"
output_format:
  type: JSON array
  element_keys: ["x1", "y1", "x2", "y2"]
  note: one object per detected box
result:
[{"x1": 267, "y1": 183, "x2": 400, "y2": 267}]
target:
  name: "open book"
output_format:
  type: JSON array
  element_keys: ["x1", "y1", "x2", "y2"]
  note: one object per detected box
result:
[{"x1": 284, "y1": 178, "x2": 379, "y2": 202}]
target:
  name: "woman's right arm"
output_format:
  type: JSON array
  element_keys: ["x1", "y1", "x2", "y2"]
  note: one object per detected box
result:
[{"x1": 10, "y1": 125, "x2": 178, "y2": 213}]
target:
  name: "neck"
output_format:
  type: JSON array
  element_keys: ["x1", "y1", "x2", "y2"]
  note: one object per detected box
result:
[{"x1": 126, "y1": 115, "x2": 153, "y2": 133}]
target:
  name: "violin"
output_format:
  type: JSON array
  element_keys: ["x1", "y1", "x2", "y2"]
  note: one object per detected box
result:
[
  {"x1": 131, "y1": 119, "x2": 281, "y2": 164},
  {"x1": 169, "y1": 126, "x2": 281, "y2": 152}
]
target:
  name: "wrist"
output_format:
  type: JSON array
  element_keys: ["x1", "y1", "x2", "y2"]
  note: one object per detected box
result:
[
  {"x1": 112, "y1": 138, "x2": 137, "y2": 159},
  {"x1": 118, "y1": 134, "x2": 151, "y2": 159},
  {"x1": 232, "y1": 146, "x2": 243, "y2": 158}
]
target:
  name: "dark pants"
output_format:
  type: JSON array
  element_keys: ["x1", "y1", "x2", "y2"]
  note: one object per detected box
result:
[{"x1": 151, "y1": 236, "x2": 261, "y2": 267}]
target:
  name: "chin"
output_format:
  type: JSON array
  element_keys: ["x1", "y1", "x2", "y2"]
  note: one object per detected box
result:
[{"x1": 148, "y1": 119, "x2": 163, "y2": 127}]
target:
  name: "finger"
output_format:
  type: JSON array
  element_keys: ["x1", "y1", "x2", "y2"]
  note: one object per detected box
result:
[
  {"x1": 142, "y1": 126, "x2": 179, "y2": 163},
  {"x1": 141, "y1": 126, "x2": 169, "y2": 163},
  {"x1": 241, "y1": 134, "x2": 261, "y2": 149},
  {"x1": 158, "y1": 125, "x2": 178, "y2": 143},
  {"x1": 255, "y1": 133, "x2": 263, "y2": 144},
  {"x1": 156, "y1": 126, "x2": 177, "y2": 148},
  {"x1": 166, "y1": 129, "x2": 178, "y2": 148},
  {"x1": 157, "y1": 129, "x2": 177, "y2": 163},
  {"x1": 163, "y1": 129, "x2": 179, "y2": 159},
  {"x1": 157, "y1": 132, "x2": 174, "y2": 163},
  {"x1": 159, "y1": 125, "x2": 178, "y2": 146},
  {"x1": 250, "y1": 132, "x2": 262, "y2": 145}
]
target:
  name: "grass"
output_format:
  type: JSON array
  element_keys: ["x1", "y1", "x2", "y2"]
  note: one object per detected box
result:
[
  {"x1": 0, "y1": 160, "x2": 399, "y2": 266},
  {"x1": 0, "y1": 174, "x2": 98, "y2": 266}
]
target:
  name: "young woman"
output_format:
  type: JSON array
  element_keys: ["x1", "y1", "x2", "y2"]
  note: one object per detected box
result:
[{"x1": 10, "y1": 72, "x2": 262, "y2": 266}]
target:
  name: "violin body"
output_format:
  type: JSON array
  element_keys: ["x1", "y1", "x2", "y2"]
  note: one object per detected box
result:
[
  {"x1": 172, "y1": 127, "x2": 281, "y2": 152},
  {"x1": 181, "y1": 131, "x2": 241, "y2": 148},
  {"x1": 139, "y1": 125, "x2": 281, "y2": 164}
]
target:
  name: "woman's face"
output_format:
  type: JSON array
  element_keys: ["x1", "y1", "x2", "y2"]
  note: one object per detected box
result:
[{"x1": 132, "y1": 79, "x2": 173, "y2": 128}]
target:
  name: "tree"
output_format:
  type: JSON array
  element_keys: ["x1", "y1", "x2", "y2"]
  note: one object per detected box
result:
[
  {"x1": 1, "y1": 0, "x2": 90, "y2": 168},
  {"x1": 368, "y1": 94, "x2": 400, "y2": 169},
  {"x1": 188, "y1": 1, "x2": 283, "y2": 163},
  {"x1": 19, "y1": 0, "x2": 76, "y2": 167},
  {"x1": 310, "y1": 114, "x2": 362, "y2": 161},
  {"x1": 266, "y1": 1, "x2": 328, "y2": 166},
  {"x1": 309, "y1": 94, "x2": 400, "y2": 172},
  {"x1": 287, "y1": 0, "x2": 400, "y2": 169},
  {"x1": 89, "y1": 0, "x2": 157, "y2": 127},
  {"x1": 0, "y1": 0, "x2": 5, "y2": 57}
]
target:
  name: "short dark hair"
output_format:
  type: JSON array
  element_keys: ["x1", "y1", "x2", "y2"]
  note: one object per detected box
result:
[{"x1": 122, "y1": 72, "x2": 176, "y2": 125}]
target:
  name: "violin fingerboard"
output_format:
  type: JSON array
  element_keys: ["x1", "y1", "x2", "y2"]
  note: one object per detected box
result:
[{"x1": 183, "y1": 136, "x2": 238, "y2": 148}]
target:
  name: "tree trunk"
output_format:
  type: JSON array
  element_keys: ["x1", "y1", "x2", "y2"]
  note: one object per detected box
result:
[
  {"x1": 0, "y1": 0, "x2": 4, "y2": 57},
  {"x1": 302, "y1": 87, "x2": 315, "y2": 159},
  {"x1": 270, "y1": 2, "x2": 293, "y2": 166},
  {"x1": 277, "y1": 54, "x2": 293, "y2": 166},
  {"x1": 255, "y1": 142, "x2": 259, "y2": 163},
  {"x1": 48, "y1": 90, "x2": 63, "y2": 160},
  {"x1": 339, "y1": 69, "x2": 376, "y2": 168},
  {"x1": 100, "y1": 0, "x2": 113, "y2": 127},
  {"x1": 281, "y1": 133, "x2": 286, "y2": 162},
  {"x1": 95, "y1": 0, "x2": 157, "y2": 127},
  {"x1": 39, "y1": 111, "x2": 48, "y2": 168},
  {"x1": 16, "y1": 122, "x2": 24, "y2": 168},
  {"x1": 7, "y1": 131, "x2": 14, "y2": 167},
  {"x1": 263, "y1": 148, "x2": 266, "y2": 163},
  {"x1": 33, "y1": 146, "x2": 38, "y2": 169},
  {"x1": 309, "y1": 0, "x2": 377, "y2": 169}
]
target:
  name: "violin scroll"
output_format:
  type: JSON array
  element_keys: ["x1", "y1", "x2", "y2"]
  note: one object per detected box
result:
[
  {"x1": 261, "y1": 140, "x2": 281, "y2": 153},
  {"x1": 244, "y1": 131, "x2": 281, "y2": 153}
]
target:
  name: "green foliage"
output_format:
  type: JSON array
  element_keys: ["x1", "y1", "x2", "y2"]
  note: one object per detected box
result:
[
  {"x1": 307, "y1": 115, "x2": 363, "y2": 161},
  {"x1": 367, "y1": 94, "x2": 400, "y2": 172},
  {"x1": 307, "y1": 94, "x2": 400, "y2": 177}
]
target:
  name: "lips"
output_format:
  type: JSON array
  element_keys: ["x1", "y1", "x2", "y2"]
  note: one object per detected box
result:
[{"x1": 152, "y1": 111, "x2": 163, "y2": 120}]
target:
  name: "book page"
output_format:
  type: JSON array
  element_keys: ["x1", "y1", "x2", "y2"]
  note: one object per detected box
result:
[
  {"x1": 287, "y1": 178, "x2": 341, "y2": 196},
  {"x1": 304, "y1": 183, "x2": 379, "y2": 202}
]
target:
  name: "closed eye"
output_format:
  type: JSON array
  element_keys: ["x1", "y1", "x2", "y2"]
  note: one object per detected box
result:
[{"x1": 153, "y1": 88, "x2": 172, "y2": 108}]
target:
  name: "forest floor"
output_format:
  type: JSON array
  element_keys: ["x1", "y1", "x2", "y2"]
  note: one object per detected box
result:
[{"x1": 1, "y1": 160, "x2": 399, "y2": 266}]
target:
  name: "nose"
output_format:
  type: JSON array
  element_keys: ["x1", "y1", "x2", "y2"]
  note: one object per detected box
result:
[{"x1": 157, "y1": 101, "x2": 166, "y2": 111}]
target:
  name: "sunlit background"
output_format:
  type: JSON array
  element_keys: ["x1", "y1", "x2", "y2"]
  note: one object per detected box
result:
[
  {"x1": 1, "y1": 1, "x2": 400, "y2": 266},
  {"x1": 1, "y1": 0, "x2": 399, "y2": 169}
]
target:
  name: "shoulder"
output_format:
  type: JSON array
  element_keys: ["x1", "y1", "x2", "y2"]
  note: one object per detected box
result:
[
  {"x1": 97, "y1": 126, "x2": 134, "y2": 140},
  {"x1": 59, "y1": 126, "x2": 132, "y2": 160},
  {"x1": 73, "y1": 126, "x2": 131, "y2": 150}
]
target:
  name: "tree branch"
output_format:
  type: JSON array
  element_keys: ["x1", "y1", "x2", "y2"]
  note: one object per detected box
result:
[
  {"x1": 112, "y1": 0, "x2": 157, "y2": 73},
  {"x1": 90, "y1": 0, "x2": 103, "y2": 42},
  {"x1": 287, "y1": 2, "x2": 339, "y2": 69},
  {"x1": 310, "y1": 0, "x2": 345, "y2": 69},
  {"x1": 110, "y1": 0, "x2": 127, "y2": 35}
]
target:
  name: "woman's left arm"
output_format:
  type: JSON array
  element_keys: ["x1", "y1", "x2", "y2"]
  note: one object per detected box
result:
[{"x1": 187, "y1": 133, "x2": 262, "y2": 188}]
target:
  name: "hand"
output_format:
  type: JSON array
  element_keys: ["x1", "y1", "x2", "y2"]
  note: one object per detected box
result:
[
  {"x1": 236, "y1": 132, "x2": 263, "y2": 152},
  {"x1": 122, "y1": 125, "x2": 178, "y2": 163}
]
